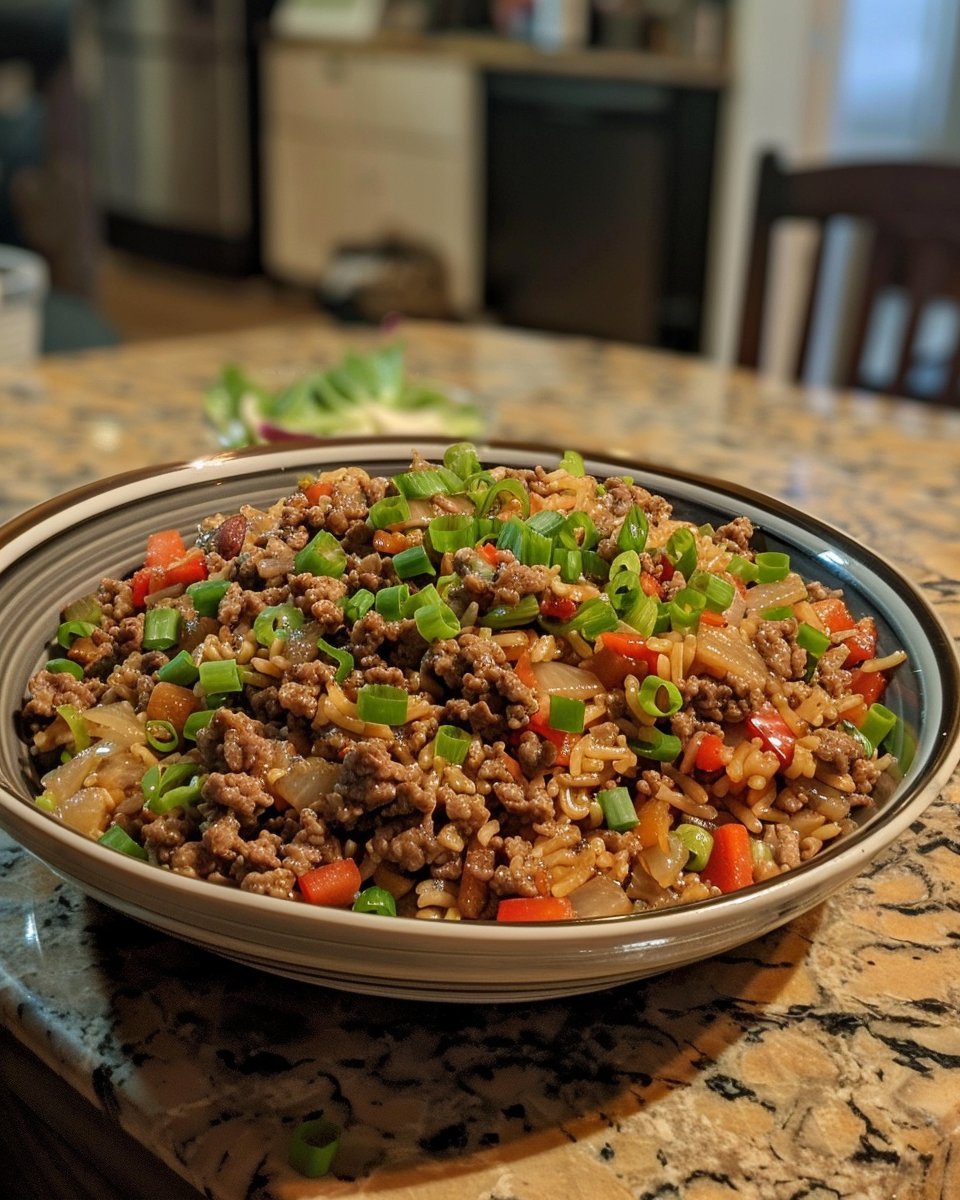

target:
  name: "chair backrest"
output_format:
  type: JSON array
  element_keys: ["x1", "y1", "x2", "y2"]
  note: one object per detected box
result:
[{"x1": 736, "y1": 151, "x2": 960, "y2": 404}]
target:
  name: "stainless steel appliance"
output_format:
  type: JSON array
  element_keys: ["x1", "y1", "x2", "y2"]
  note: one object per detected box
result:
[{"x1": 87, "y1": 0, "x2": 275, "y2": 273}]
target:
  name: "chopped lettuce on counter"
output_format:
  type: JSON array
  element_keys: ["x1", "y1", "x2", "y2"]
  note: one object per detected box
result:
[{"x1": 204, "y1": 343, "x2": 486, "y2": 449}]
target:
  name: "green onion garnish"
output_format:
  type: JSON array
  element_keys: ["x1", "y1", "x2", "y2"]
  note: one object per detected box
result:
[
  {"x1": 402, "y1": 584, "x2": 442, "y2": 616},
  {"x1": 316, "y1": 638, "x2": 354, "y2": 683},
  {"x1": 145, "y1": 718, "x2": 179, "y2": 753},
  {"x1": 341, "y1": 588, "x2": 375, "y2": 622},
  {"x1": 598, "y1": 786, "x2": 638, "y2": 832},
  {"x1": 46, "y1": 657, "x2": 84, "y2": 680},
  {"x1": 474, "y1": 477, "x2": 530, "y2": 520},
  {"x1": 352, "y1": 886, "x2": 398, "y2": 917},
  {"x1": 622, "y1": 592, "x2": 657, "y2": 637},
  {"x1": 435, "y1": 724, "x2": 472, "y2": 764},
  {"x1": 559, "y1": 449, "x2": 586, "y2": 476},
  {"x1": 797, "y1": 622, "x2": 831, "y2": 659},
  {"x1": 495, "y1": 517, "x2": 525, "y2": 560},
  {"x1": 356, "y1": 683, "x2": 409, "y2": 725},
  {"x1": 374, "y1": 584, "x2": 410, "y2": 622},
  {"x1": 393, "y1": 467, "x2": 463, "y2": 499},
  {"x1": 629, "y1": 727, "x2": 682, "y2": 762},
  {"x1": 548, "y1": 694, "x2": 586, "y2": 734},
  {"x1": 653, "y1": 601, "x2": 672, "y2": 635},
  {"x1": 726, "y1": 554, "x2": 759, "y2": 583},
  {"x1": 637, "y1": 674, "x2": 683, "y2": 718},
  {"x1": 288, "y1": 1118, "x2": 341, "y2": 1179},
  {"x1": 56, "y1": 703, "x2": 90, "y2": 751},
  {"x1": 756, "y1": 551, "x2": 790, "y2": 583},
  {"x1": 669, "y1": 586, "x2": 706, "y2": 633},
  {"x1": 558, "y1": 511, "x2": 599, "y2": 552},
  {"x1": 414, "y1": 601, "x2": 461, "y2": 642},
  {"x1": 443, "y1": 441, "x2": 482, "y2": 481},
  {"x1": 156, "y1": 649, "x2": 200, "y2": 687},
  {"x1": 665, "y1": 527, "x2": 697, "y2": 579},
  {"x1": 392, "y1": 544, "x2": 436, "y2": 579},
  {"x1": 675, "y1": 823, "x2": 714, "y2": 871},
  {"x1": 141, "y1": 761, "x2": 204, "y2": 812},
  {"x1": 57, "y1": 619, "x2": 95, "y2": 649},
  {"x1": 617, "y1": 504, "x2": 649, "y2": 554},
  {"x1": 428, "y1": 514, "x2": 476, "y2": 553},
  {"x1": 552, "y1": 547, "x2": 583, "y2": 584},
  {"x1": 368, "y1": 494, "x2": 411, "y2": 529},
  {"x1": 559, "y1": 596, "x2": 620, "y2": 640},
  {"x1": 581, "y1": 551, "x2": 610, "y2": 582},
  {"x1": 761, "y1": 605, "x2": 794, "y2": 621},
  {"x1": 186, "y1": 578, "x2": 230, "y2": 617},
  {"x1": 183, "y1": 709, "x2": 216, "y2": 740},
  {"x1": 253, "y1": 603, "x2": 304, "y2": 647},
  {"x1": 62, "y1": 594, "x2": 102, "y2": 624},
  {"x1": 689, "y1": 570, "x2": 735, "y2": 613},
  {"x1": 34, "y1": 791, "x2": 57, "y2": 812},
  {"x1": 478, "y1": 593, "x2": 541, "y2": 629},
  {"x1": 858, "y1": 702, "x2": 898, "y2": 753},
  {"x1": 142, "y1": 606, "x2": 182, "y2": 650},
  {"x1": 198, "y1": 657, "x2": 243, "y2": 695},
  {"x1": 525, "y1": 510, "x2": 566, "y2": 538},
  {"x1": 98, "y1": 825, "x2": 149, "y2": 861},
  {"x1": 294, "y1": 530, "x2": 347, "y2": 578}
]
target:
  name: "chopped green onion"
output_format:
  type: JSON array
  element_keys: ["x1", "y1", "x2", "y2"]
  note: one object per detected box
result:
[
  {"x1": 57, "y1": 619, "x2": 95, "y2": 649},
  {"x1": 435, "y1": 724, "x2": 472, "y2": 764},
  {"x1": 474, "y1": 477, "x2": 530, "y2": 520},
  {"x1": 316, "y1": 638, "x2": 354, "y2": 683},
  {"x1": 562, "y1": 596, "x2": 619, "y2": 640},
  {"x1": 428, "y1": 514, "x2": 476, "y2": 553},
  {"x1": 881, "y1": 713, "x2": 916, "y2": 772},
  {"x1": 156, "y1": 649, "x2": 200, "y2": 686},
  {"x1": 199, "y1": 657, "x2": 243, "y2": 695},
  {"x1": 581, "y1": 550, "x2": 609, "y2": 582},
  {"x1": 670, "y1": 586, "x2": 706, "y2": 632},
  {"x1": 525, "y1": 510, "x2": 566, "y2": 538},
  {"x1": 186, "y1": 578, "x2": 230, "y2": 617},
  {"x1": 392, "y1": 544, "x2": 436, "y2": 579},
  {"x1": 548, "y1": 694, "x2": 586, "y2": 734},
  {"x1": 552, "y1": 547, "x2": 583, "y2": 584},
  {"x1": 761, "y1": 605, "x2": 794, "y2": 621},
  {"x1": 142, "y1": 606, "x2": 181, "y2": 650},
  {"x1": 183, "y1": 709, "x2": 216, "y2": 741},
  {"x1": 756, "y1": 551, "x2": 790, "y2": 583},
  {"x1": 34, "y1": 791, "x2": 57, "y2": 812},
  {"x1": 288, "y1": 1118, "x2": 341, "y2": 1179},
  {"x1": 62, "y1": 594, "x2": 102, "y2": 624},
  {"x1": 751, "y1": 837, "x2": 774, "y2": 867},
  {"x1": 374, "y1": 584, "x2": 410, "y2": 622},
  {"x1": 558, "y1": 511, "x2": 598, "y2": 552},
  {"x1": 653, "y1": 601, "x2": 672, "y2": 635},
  {"x1": 606, "y1": 568, "x2": 641, "y2": 614},
  {"x1": 617, "y1": 505, "x2": 649, "y2": 554},
  {"x1": 414, "y1": 601, "x2": 460, "y2": 642},
  {"x1": 726, "y1": 554, "x2": 759, "y2": 584},
  {"x1": 356, "y1": 683, "x2": 409, "y2": 725},
  {"x1": 393, "y1": 467, "x2": 462, "y2": 499},
  {"x1": 253, "y1": 603, "x2": 304, "y2": 647},
  {"x1": 665, "y1": 528, "x2": 697, "y2": 579},
  {"x1": 689, "y1": 570, "x2": 735, "y2": 613},
  {"x1": 697, "y1": 523, "x2": 716, "y2": 539},
  {"x1": 622, "y1": 593, "x2": 658, "y2": 637},
  {"x1": 56, "y1": 703, "x2": 90, "y2": 751},
  {"x1": 443, "y1": 441, "x2": 482, "y2": 480},
  {"x1": 797, "y1": 622, "x2": 831, "y2": 658},
  {"x1": 45, "y1": 657, "x2": 83, "y2": 680},
  {"x1": 495, "y1": 516, "x2": 525, "y2": 560},
  {"x1": 610, "y1": 550, "x2": 642, "y2": 578},
  {"x1": 521, "y1": 525, "x2": 554, "y2": 567},
  {"x1": 145, "y1": 718, "x2": 179, "y2": 753},
  {"x1": 637, "y1": 674, "x2": 683, "y2": 718},
  {"x1": 478, "y1": 593, "x2": 541, "y2": 629},
  {"x1": 402, "y1": 584, "x2": 442, "y2": 616},
  {"x1": 142, "y1": 761, "x2": 205, "y2": 812},
  {"x1": 675, "y1": 823, "x2": 714, "y2": 871},
  {"x1": 294, "y1": 530, "x2": 347, "y2": 578},
  {"x1": 352, "y1": 886, "x2": 398, "y2": 917},
  {"x1": 597, "y1": 786, "x2": 638, "y2": 832},
  {"x1": 858, "y1": 702, "x2": 898, "y2": 754},
  {"x1": 368, "y1": 494, "x2": 412, "y2": 530},
  {"x1": 629, "y1": 726, "x2": 682, "y2": 762},
  {"x1": 559, "y1": 449, "x2": 586, "y2": 476},
  {"x1": 341, "y1": 588, "x2": 375, "y2": 622},
  {"x1": 145, "y1": 777, "x2": 205, "y2": 814},
  {"x1": 98, "y1": 825, "x2": 149, "y2": 861}
]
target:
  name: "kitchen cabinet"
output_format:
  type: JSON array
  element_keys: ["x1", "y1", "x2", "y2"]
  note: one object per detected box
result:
[{"x1": 262, "y1": 42, "x2": 482, "y2": 312}]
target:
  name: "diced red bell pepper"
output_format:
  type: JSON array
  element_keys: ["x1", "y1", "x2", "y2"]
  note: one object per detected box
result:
[
  {"x1": 640, "y1": 571, "x2": 662, "y2": 599},
  {"x1": 597, "y1": 631, "x2": 663, "y2": 675},
  {"x1": 514, "y1": 650, "x2": 538, "y2": 691},
  {"x1": 297, "y1": 858, "x2": 362, "y2": 907},
  {"x1": 526, "y1": 709, "x2": 577, "y2": 767},
  {"x1": 145, "y1": 529, "x2": 187, "y2": 569},
  {"x1": 811, "y1": 597, "x2": 856, "y2": 635},
  {"x1": 478, "y1": 542, "x2": 501, "y2": 566},
  {"x1": 659, "y1": 554, "x2": 675, "y2": 582},
  {"x1": 540, "y1": 594, "x2": 577, "y2": 621},
  {"x1": 496, "y1": 895, "x2": 575, "y2": 923},
  {"x1": 839, "y1": 617, "x2": 877, "y2": 666},
  {"x1": 131, "y1": 547, "x2": 207, "y2": 608},
  {"x1": 302, "y1": 480, "x2": 333, "y2": 505},
  {"x1": 846, "y1": 668, "x2": 887, "y2": 726},
  {"x1": 695, "y1": 733, "x2": 728, "y2": 773},
  {"x1": 744, "y1": 704, "x2": 796, "y2": 768},
  {"x1": 700, "y1": 822, "x2": 754, "y2": 894}
]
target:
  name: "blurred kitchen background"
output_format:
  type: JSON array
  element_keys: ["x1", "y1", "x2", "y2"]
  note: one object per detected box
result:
[{"x1": 2, "y1": 0, "x2": 960, "y2": 385}]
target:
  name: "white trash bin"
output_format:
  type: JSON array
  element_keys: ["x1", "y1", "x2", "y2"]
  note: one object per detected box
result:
[{"x1": 0, "y1": 246, "x2": 47, "y2": 364}]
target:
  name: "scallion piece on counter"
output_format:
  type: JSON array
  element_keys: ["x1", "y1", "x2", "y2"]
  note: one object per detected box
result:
[
  {"x1": 434, "y1": 724, "x2": 472, "y2": 765},
  {"x1": 98, "y1": 825, "x2": 149, "y2": 861},
  {"x1": 198, "y1": 657, "x2": 243, "y2": 695},
  {"x1": 414, "y1": 601, "x2": 460, "y2": 642},
  {"x1": 474, "y1": 477, "x2": 530, "y2": 520},
  {"x1": 630, "y1": 726, "x2": 682, "y2": 762},
  {"x1": 443, "y1": 441, "x2": 482, "y2": 481},
  {"x1": 558, "y1": 448, "x2": 586, "y2": 476},
  {"x1": 186, "y1": 578, "x2": 230, "y2": 617},
  {"x1": 156, "y1": 649, "x2": 200, "y2": 687},
  {"x1": 598, "y1": 786, "x2": 639, "y2": 832},
  {"x1": 288, "y1": 1118, "x2": 341, "y2": 1179},
  {"x1": 316, "y1": 637, "x2": 354, "y2": 683},
  {"x1": 294, "y1": 530, "x2": 347, "y2": 578},
  {"x1": 356, "y1": 683, "x2": 409, "y2": 725},
  {"x1": 142, "y1": 606, "x2": 182, "y2": 650},
  {"x1": 858, "y1": 702, "x2": 898, "y2": 753},
  {"x1": 637, "y1": 674, "x2": 683, "y2": 718},
  {"x1": 478, "y1": 593, "x2": 540, "y2": 629},
  {"x1": 392, "y1": 544, "x2": 436, "y2": 579},
  {"x1": 755, "y1": 551, "x2": 790, "y2": 583},
  {"x1": 665, "y1": 527, "x2": 697, "y2": 579},
  {"x1": 57, "y1": 619, "x2": 95, "y2": 649},
  {"x1": 253, "y1": 603, "x2": 304, "y2": 647},
  {"x1": 352, "y1": 886, "x2": 398, "y2": 917},
  {"x1": 56, "y1": 703, "x2": 90, "y2": 751},
  {"x1": 368, "y1": 494, "x2": 411, "y2": 529},
  {"x1": 183, "y1": 708, "x2": 216, "y2": 741},
  {"x1": 145, "y1": 718, "x2": 179, "y2": 753},
  {"x1": 427, "y1": 514, "x2": 476, "y2": 553},
  {"x1": 669, "y1": 586, "x2": 706, "y2": 633},
  {"x1": 617, "y1": 504, "x2": 649, "y2": 554},
  {"x1": 45, "y1": 657, "x2": 84, "y2": 680},
  {"x1": 341, "y1": 588, "x2": 375, "y2": 622},
  {"x1": 675, "y1": 823, "x2": 714, "y2": 872},
  {"x1": 374, "y1": 584, "x2": 410, "y2": 622},
  {"x1": 548, "y1": 694, "x2": 586, "y2": 735}
]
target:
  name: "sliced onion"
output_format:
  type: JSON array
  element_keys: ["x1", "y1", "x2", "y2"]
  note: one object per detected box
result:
[
  {"x1": 723, "y1": 588, "x2": 746, "y2": 626},
  {"x1": 743, "y1": 573, "x2": 808, "y2": 614},
  {"x1": 530, "y1": 660, "x2": 604, "y2": 699},
  {"x1": 638, "y1": 833, "x2": 688, "y2": 888},
  {"x1": 567, "y1": 875, "x2": 633, "y2": 919},
  {"x1": 58, "y1": 786, "x2": 112, "y2": 837},
  {"x1": 83, "y1": 701, "x2": 145, "y2": 748},
  {"x1": 41, "y1": 740, "x2": 120, "y2": 803},
  {"x1": 695, "y1": 625, "x2": 768, "y2": 688},
  {"x1": 272, "y1": 757, "x2": 342, "y2": 810}
]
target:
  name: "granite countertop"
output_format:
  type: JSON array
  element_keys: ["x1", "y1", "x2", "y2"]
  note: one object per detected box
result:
[{"x1": 1, "y1": 320, "x2": 958, "y2": 1199}]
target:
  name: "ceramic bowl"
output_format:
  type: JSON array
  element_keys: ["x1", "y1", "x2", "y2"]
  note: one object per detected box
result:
[{"x1": 0, "y1": 438, "x2": 957, "y2": 1002}]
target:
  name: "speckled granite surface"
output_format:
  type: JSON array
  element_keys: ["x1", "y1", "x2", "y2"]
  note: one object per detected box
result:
[{"x1": 1, "y1": 321, "x2": 958, "y2": 1199}]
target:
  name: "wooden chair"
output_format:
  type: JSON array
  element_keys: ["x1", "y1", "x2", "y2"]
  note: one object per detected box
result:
[{"x1": 737, "y1": 151, "x2": 960, "y2": 404}]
